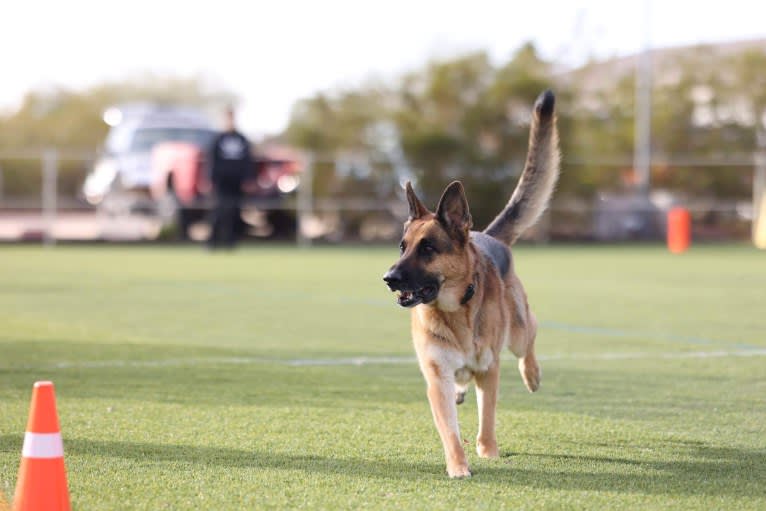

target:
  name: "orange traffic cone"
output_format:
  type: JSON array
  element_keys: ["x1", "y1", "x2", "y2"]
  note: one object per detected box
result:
[
  {"x1": 13, "y1": 381, "x2": 70, "y2": 511},
  {"x1": 667, "y1": 207, "x2": 691, "y2": 253}
]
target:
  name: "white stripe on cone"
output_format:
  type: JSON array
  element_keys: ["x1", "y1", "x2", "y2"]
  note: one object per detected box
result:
[{"x1": 21, "y1": 432, "x2": 64, "y2": 459}]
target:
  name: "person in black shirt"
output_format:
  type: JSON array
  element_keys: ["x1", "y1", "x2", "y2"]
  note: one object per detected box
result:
[{"x1": 207, "y1": 107, "x2": 252, "y2": 248}]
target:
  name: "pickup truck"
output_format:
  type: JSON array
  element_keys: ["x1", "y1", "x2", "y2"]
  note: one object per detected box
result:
[
  {"x1": 150, "y1": 141, "x2": 300, "y2": 239},
  {"x1": 83, "y1": 104, "x2": 300, "y2": 239}
]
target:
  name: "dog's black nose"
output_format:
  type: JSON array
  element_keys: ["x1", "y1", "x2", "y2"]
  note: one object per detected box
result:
[{"x1": 383, "y1": 268, "x2": 403, "y2": 286}]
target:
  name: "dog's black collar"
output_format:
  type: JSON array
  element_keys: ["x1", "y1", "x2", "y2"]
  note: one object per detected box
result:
[
  {"x1": 460, "y1": 284, "x2": 475, "y2": 305},
  {"x1": 460, "y1": 274, "x2": 478, "y2": 305}
]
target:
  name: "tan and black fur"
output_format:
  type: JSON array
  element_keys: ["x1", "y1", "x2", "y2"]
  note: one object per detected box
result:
[{"x1": 383, "y1": 90, "x2": 560, "y2": 478}]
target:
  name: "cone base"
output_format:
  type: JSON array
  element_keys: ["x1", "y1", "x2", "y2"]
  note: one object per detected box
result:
[
  {"x1": 0, "y1": 490, "x2": 10, "y2": 511},
  {"x1": 13, "y1": 457, "x2": 70, "y2": 511}
]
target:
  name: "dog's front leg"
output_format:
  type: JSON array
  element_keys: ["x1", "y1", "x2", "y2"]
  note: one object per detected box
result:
[
  {"x1": 424, "y1": 365, "x2": 471, "y2": 478},
  {"x1": 475, "y1": 362, "x2": 500, "y2": 458}
]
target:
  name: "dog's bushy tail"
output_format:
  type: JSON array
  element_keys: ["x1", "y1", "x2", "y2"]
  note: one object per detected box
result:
[{"x1": 484, "y1": 90, "x2": 560, "y2": 245}]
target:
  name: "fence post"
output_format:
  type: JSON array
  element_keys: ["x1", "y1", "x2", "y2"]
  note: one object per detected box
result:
[
  {"x1": 42, "y1": 148, "x2": 58, "y2": 247},
  {"x1": 297, "y1": 154, "x2": 314, "y2": 248}
]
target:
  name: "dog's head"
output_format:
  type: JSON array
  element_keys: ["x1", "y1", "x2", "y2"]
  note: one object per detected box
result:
[{"x1": 383, "y1": 181, "x2": 472, "y2": 308}]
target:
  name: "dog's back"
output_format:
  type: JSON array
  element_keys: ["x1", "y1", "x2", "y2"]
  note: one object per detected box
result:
[{"x1": 471, "y1": 231, "x2": 511, "y2": 278}]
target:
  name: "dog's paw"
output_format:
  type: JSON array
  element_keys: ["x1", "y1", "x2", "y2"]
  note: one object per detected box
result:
[
  {"x1": 476, "y1": 440, "x2": 499, "y2": 459},
  {"x1": 519, "y1": 357, "x2": 541, "y2": 393},
  {"x1": 447, "y1": 464, "x2": 472, "y2": 479}
]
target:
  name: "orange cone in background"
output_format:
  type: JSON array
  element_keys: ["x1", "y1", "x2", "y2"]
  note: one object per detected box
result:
[
  {"x1": 667, "y1": 207, "x2": 691, "y2": 254},
  {"x1": 13, "y1": 381, "x2": 70, "y2": 511}
]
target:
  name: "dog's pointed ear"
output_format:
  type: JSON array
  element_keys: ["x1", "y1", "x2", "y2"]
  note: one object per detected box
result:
[
  {"x1": 436, "y1": 181, "x2": 472, "y2": 241},
  {"x1": 405, "y1": 181, "x2": 429, "y2": 220}
]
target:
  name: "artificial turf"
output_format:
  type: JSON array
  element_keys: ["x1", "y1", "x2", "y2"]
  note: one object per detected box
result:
[{"x1": 0, "y1": 244, "x2": 764, "y2": 510}]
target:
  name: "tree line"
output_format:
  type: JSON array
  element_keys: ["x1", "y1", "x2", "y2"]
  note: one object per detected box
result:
[
  {"x1": 1, "y1": 42, "x2": 765, "y2": 225},
  {"x1": 284, "y1": 42, "x2": 766, "y2": 228}
]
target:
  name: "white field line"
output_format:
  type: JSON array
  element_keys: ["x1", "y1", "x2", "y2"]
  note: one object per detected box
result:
[{"x1": 7, "y1": 348, "x2": 766, "y2": 371}]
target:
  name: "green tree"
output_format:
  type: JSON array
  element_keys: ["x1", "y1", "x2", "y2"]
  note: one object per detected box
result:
[
  {"x1": 393, "y1": 45, "x2": 566, "y2": 228},
  {"x1": 0, "y1": 76, "x2": 235, "y2": 197},
  {"x1": 283, "y1": 40, "x2": 766, "y2": 225},
  {"x1": 283, "y1": 45, "x2": 570, "y2": 229}
]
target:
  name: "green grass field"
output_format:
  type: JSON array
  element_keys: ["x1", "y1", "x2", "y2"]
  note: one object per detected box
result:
[{"x1": 1, "y1": 244, "x2": 764, "y2": 510}]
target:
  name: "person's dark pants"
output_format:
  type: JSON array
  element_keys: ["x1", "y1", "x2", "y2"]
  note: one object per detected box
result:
[{"x1": 208, "y1": 184, "x2": 243, "y2": 248}]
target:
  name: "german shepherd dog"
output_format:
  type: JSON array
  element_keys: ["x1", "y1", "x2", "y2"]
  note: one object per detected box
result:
[{"x1": 383, "y1": 90, "x2": 559, "y2": 478}]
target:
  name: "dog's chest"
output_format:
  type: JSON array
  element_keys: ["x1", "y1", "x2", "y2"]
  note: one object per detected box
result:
[
  {"x1": 456, "y1": 345, "x2": 494, "y2": 382},
  {"x1": 426, "y1": 341, "x2": 494, "y2": 384},
  {"x1": 415, "y1": 307, "x2": 498, "y2": 380}
]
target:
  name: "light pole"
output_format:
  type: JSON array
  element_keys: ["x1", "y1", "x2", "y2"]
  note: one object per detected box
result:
[{"x1": 634, "y1": 0, "x2": 653, "y2": 195}]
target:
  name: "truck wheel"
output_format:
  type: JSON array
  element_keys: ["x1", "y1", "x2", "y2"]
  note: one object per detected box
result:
[
  {"x1": 267, "y1": 209, "x2": 296, "y2": 239},
  {"x1": 157, "y1": 188, "x2": 191, "y2": 241},
  {"x1": 173, "y1": 191, "x2": 193, "y2": 241}
]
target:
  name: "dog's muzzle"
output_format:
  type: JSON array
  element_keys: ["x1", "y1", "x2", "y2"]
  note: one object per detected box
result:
[{"x1": 383, "y1": 268, "x2": 439, "y2": 308}]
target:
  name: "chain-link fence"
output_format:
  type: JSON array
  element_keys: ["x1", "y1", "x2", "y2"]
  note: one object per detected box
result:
[{"x1": 0, "y1": 149, "x2": 762, "y2": 245}]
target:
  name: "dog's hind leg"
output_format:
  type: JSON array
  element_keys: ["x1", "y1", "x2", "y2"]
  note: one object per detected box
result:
[
  {"x1": 517, "y1": 311, "x2": 541, "y2": 392},
  {"x1": 507, "y1": 281, "x2": 541, "y2": 392}
]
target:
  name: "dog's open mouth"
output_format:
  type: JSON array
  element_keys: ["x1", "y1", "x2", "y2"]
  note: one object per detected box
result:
[{"x1": 393, "y1": 285, "x2": 438, "y2": 308}]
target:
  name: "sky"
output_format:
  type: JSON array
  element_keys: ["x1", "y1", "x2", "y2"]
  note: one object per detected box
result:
[{"x1": 3, "y1": 0, "x2": 765, "y2": 139}]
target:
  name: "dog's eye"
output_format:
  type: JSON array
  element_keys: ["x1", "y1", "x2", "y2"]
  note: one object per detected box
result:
[
  {"x1": 418, "y1": 240, "x2": 436, "y2": 255},
  {"x1": 399, "y1": 241, "x2": 406, "y2": 254}
]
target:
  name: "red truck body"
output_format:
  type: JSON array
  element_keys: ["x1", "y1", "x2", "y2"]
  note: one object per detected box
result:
[
  {"x1": 150, "y1": 142, "x2": 300, "y2": 206},
  {"x1": 150, "y1": 142, "x2": 209, "y2": 204}
]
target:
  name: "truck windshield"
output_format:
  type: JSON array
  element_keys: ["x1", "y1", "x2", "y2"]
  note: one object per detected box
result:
[{"x1": 130, "y1": 128, "x2": 216, "y2": 153}]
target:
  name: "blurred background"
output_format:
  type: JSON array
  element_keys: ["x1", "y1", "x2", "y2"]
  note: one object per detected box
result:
[{"x1": 2, "y1": 0, "x2": 766, "y2": 246}]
